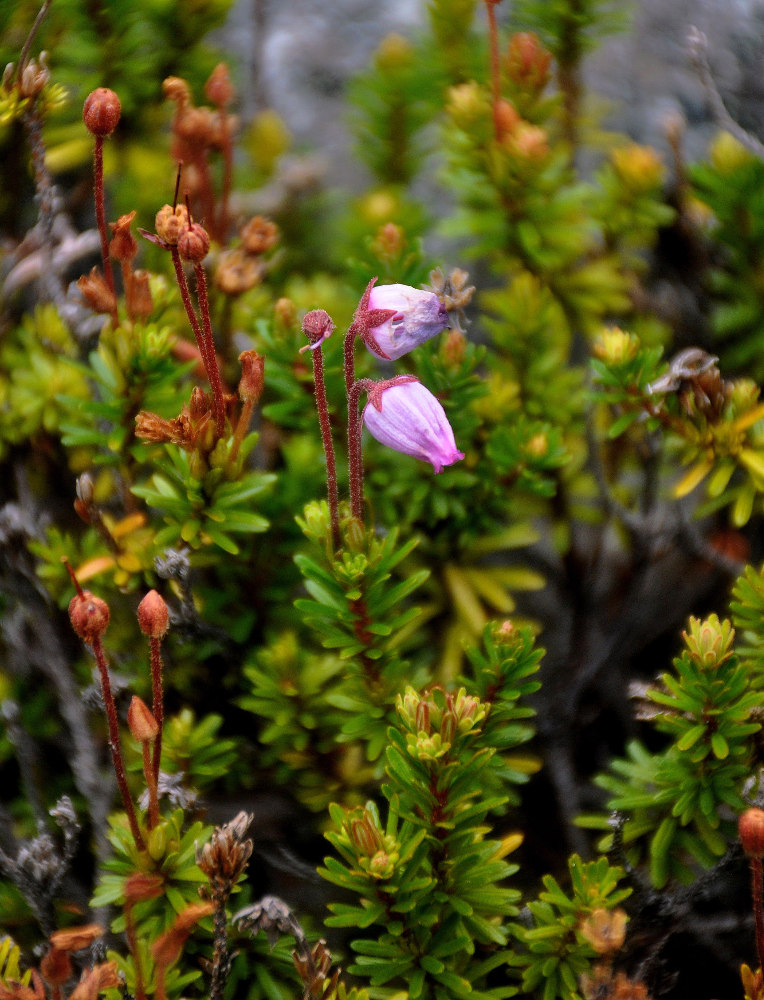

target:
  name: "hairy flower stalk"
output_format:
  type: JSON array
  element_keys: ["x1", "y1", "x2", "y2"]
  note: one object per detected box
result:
[
  {"x1": 64, "y1": 559, "x2": 145, "y2": 851},
  {"x1": 301, "y1": 310, "x2": 340, "y2": 549},
  {"x1": 83, "y1": 89, "x2": 121, "y2": 299}
]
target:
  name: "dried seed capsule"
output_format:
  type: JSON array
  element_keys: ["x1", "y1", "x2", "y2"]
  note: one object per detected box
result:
[
  {"x1": 83, "y1": 88, "x2": 121, "y2": 137},
  {"x1": 178, "y1": 222, "x2": 210, "y2": 263}
]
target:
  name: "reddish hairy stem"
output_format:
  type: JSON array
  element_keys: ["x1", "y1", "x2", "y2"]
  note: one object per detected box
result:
[
  {"x1": 485, "y1": 1, "x2": 502, "y2": 141},
  {"x1": 170, "y1": 248, "x2": 225, "y2": 434},
  {"x1": 347, "y1": 379, "x2": 373, "y2": 522},
  {"x1": 93, "y1": 136, "x2": 115, "y2": 294},
  {"x1": 149, "y1": 635, "x2": 164, "y2": 785},
  {"x1": 752, "y1": 857, "x2": 764, "y2": 976},
  {"x1": 143, "y1": 742, "x2": 159, "y2": 829},
  {"x1": 194, "y1": 264, "x2": 227, "y2": 437},
  {"x1": 92, "y1": 637, "x2": 145, "y2": 851},
  {"x1": 310, "y1": 344, "x2": 341, "y2": 551}
]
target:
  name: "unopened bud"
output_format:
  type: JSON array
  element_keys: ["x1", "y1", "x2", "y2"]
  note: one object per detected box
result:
[
  {"x1": 178, "y1": 222, "x2": 210, "y2": 263},
  {"x1": 128, "y1": 696, "x2": 159, "y2": 743},
  {"x1": 238, "y1": 350, "x2": 265, "y2": 404},
  {"x1": 83, "y1": 88, "x2": 121, "y2": 137},
  {"x1": 205, "y1": 63, "x2": 235, "y2": 107},
  {"x1": 69, "y1": 592, "x2": 110, "y2": 643},
  {"x1": 740, "y1": 808, "x2": 764, "y2": 858},
  {"x1": 137, "y1": 590, "x2": 169, "y2": 638}
]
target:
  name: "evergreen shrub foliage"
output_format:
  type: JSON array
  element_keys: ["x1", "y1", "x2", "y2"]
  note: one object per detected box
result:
[{"x1": 5, "y1": 2, "x2": 764, "y2": 999}]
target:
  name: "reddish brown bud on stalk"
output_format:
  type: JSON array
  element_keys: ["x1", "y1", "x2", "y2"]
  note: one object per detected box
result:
[
  {"x1": 215, "y1": 248, "x2": 261, "y2": 295},
  {"x1": 137, "y1": 590, "x2": 169, "y2": 638},
  {"x1": 128, "y1": 696, "x2": 159, "y2": 743},
  {"x1": 740, "y1": 808, "x2": 764, "y2": 857},
  {"x1": 240, "y1": 216, "x2": 279, "y2": 255},
  {"x1": 238, "y1": 351, "x2": 265, "y2": 404},
  {"x1": 178, "y1": 222, "x2": 210, "y2": 263},
  {"x1": 109, "y1": 210, "x2": 138, "y2": 263},
  {"x1": 205, "y1": 63, "x2": 235, "y2": 107},
  {"x1": 77, "y1": 267, "x2": 117, "y2": 315},
  {"x1": 69, "y1": 592, "x2": 110, "y2": 643},
  {"x1": 83, "y1": 88, "x2": 121, "y2": 137}
]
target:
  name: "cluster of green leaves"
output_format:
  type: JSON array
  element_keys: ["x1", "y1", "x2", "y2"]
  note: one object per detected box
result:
[
  {"x1": 579, "y1": 596, "x2": 764, "y2": 887},
  {"x1": 515, "y1": 856, "x2": 630, "y2": 1000},
  {"x1": 293, "y1": 501, "x2": 429, "y2": 763},
  {"x1": 590, "y1": 325, "x2": 764, "y2": 525},
  {"x1": 320, "y1": 625, "x2": 541, "y2": 1000},
  {"x1": 132, "y1": 432, "x2": 273, "y2": 555},
  {"x1": 691, "y1": 132, "x2": 764, "y2": 378},
  {"x1": 0, "y1": 304, "x2": 89, "y2": 461}
]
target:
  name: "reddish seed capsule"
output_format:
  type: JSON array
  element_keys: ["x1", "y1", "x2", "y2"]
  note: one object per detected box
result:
[
  {"x1": 739, "y1": 808, "x2": 764, "y2": 857},
  {"x1": 69, "y1": 592, "x2": 110, "y2": 643},
  {"x1": 83, "y1": 88, "x2": 121, "y2": 137},
  {"x1": 177, "y1": 222, "x2": 210, "y2": 263},
  {"x1": 137, "y1": 590, "x2": 169, "y2": 638}
]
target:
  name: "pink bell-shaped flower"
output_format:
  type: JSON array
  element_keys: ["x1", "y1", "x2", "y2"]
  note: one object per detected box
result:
[
  {"x1": 362, "y1": 376, "x2": 465, "y2": 473},
  {"x1": 365, "y1": 284, "x2": 450, "y2": 360}
]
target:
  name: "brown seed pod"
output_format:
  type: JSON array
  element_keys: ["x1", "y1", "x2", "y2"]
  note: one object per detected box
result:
[{"x1": 178, "y1": 222, "x2": 210, "y2": 263}]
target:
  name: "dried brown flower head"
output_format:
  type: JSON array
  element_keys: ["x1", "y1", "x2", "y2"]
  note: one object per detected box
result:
[
  {"x1": 240, "y1": 216, "x2": 279, "y2": 255},
  {"x1": 215, "y1": 248, "x2": 262, "y2": 295},
  {"x1": 238, "y1": 351, "x2": 265, "y2": 404},
  {"x1": 579, "y1": 907, "x2": 627, "y2": 955},
  {"x1": 109, "y1": 211, "x2": 138, "y2": 263},
  {"x1": 77, "y1": 267, "x2": 117, "y2": 315},
  {"x1": 197, "y1": 811, "x2": 254, "y2": 895}
]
